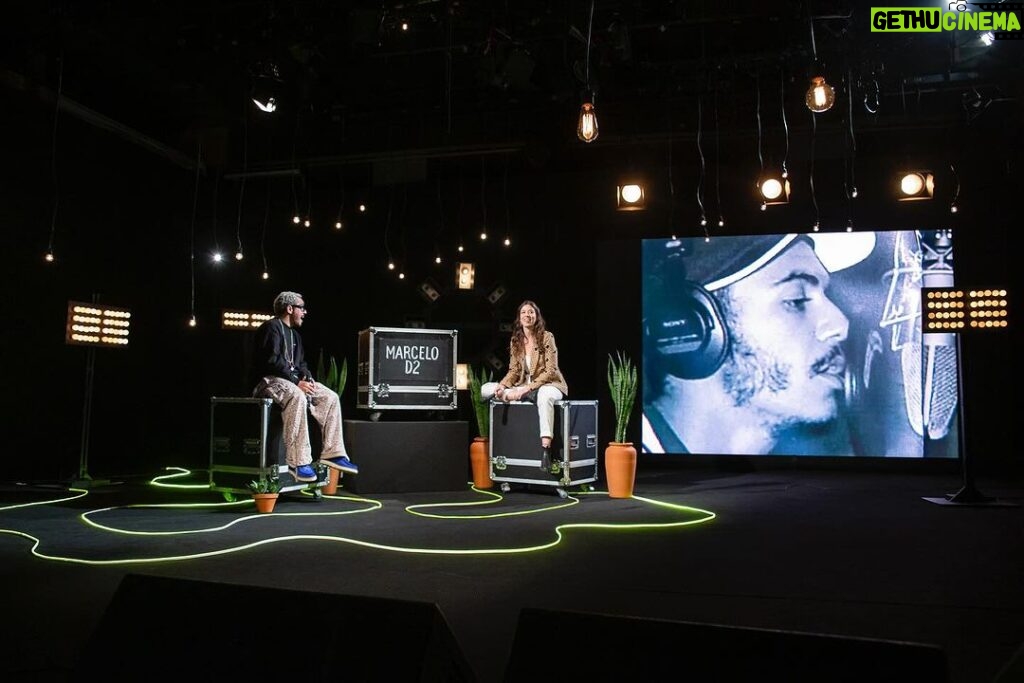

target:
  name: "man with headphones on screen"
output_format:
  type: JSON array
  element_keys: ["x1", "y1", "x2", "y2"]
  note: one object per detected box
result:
[{"x1": 642, "y1": 233, "x2": 875, "y2": 455}]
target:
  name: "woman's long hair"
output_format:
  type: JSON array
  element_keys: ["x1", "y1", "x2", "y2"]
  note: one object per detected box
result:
[{"x1": 510, "y1": 300, "x2": 547, "y2": 358}]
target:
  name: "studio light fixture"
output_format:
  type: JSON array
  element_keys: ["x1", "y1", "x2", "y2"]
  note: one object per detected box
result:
[
  {"x1": 250, "y1": 62, "x2": 282, "y2": 113},
  {"x1": 419, "y1": 279, "x2": 442, "y2": 303},
  {"x1": 616, "y1": 183, "x2": 646, "y2": 211},
  {"x1": 455, "y1": 364, "x2": 469, "y2": 391},
  {"x1": 457, "y1": 262, "x2": 475, "y2": 290},
  {"x1": 221, "y1": 310, "x2": 273, "y2": 330},
  {"x1": 898, "y1": 171, "x2": 935, "y2": 201},
  {"x1": 486, "y1": 283, "x2": 507, "y2": 305},
  {"x1": 758, "y1": 173, "x2": 791, "y2": 206},
  {"x1": 65, "y1": 302, "x2": 132, "y2": 347}
]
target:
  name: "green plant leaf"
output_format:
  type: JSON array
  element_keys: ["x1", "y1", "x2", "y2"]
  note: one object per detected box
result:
[
  {"x1": 607, "y1": 351, "x2": 638, "y2": 443},
  {"x1": 338, "y1": 357, "x2": 348, "y2": 396},
  {"x1": 316, "y1": 349, "x2": 326, "y2": 383},
  {"x1": 326, "y1": 356, "x2": 339, "y2": 392},
  {"x1": 468, "y1": 365, "x2": 493, "y2": 438}
]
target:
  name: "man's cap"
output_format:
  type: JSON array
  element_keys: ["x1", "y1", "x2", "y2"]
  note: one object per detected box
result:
[{"x1": 660, "y1": 233, "x2": 877, "y2": 291}]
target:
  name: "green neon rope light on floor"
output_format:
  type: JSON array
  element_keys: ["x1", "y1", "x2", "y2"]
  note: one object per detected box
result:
[
  {"x1": 0, "y1": 466, "x2": 716, "y2": 566},
  {"x1": 149, "y1": 466, "x2": 212, "y2": 489}
]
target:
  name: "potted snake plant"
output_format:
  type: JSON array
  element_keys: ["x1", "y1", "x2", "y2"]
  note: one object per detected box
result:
[
  {"x1": 468, "y1": 365, "x2": 494, "y2": 489},
  {"x1": 605, "y1": 351, "x2": 638, "y2": 498}
]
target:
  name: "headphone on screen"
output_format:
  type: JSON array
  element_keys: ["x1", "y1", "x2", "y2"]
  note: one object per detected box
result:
[{"x1": 643, "y1": 253, "x2": 730, "y2": 380}]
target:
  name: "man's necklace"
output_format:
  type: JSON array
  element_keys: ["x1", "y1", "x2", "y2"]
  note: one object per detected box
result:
[{"x1": 280, "y1": 319, "x2": 296, "y2": 370}]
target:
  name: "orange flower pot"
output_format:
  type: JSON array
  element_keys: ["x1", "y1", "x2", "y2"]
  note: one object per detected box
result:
[
  {"x1": 321, "y1": 468, "x2": 340, "y2": 495},
  {"x1": 470, "y1": 437, "x2": 493, "y2": 489},
  {"x1": 604, "y1": 442, "x2": 637, "y2": 499},
  {"x1": 252, "y1": 492, "x2": 279, "y2": 513}
]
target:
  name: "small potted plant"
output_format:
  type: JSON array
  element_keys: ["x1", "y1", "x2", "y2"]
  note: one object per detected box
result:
[
  {"x1": 468, "y1": 365, "x2": 494, "y2": 489},
  {"x1": 606, "y1": 351, "x2": 638, "y2": 498},
  {"x1": 248, "y1": 475, "x2": 281, "y2": 513}
]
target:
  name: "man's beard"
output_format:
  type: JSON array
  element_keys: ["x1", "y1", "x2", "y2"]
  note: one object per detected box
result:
[{"x1": 720, "y1": 333, "x2": 790, "y2": 408}]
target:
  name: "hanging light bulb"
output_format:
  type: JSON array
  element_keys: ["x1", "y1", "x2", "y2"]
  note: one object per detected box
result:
[
  {"x1": 480, "y1": 230, "x2": 487, "y2": 241},
  {"x1": 457, "y1": 244, "x2": 464, "y2": 253},
  {"x1": 806, "y1": 76, "x2": 835, "y2": 113},
  {"x1": 388, "y1": 261, "x2": 395, "y2": 271},
  {"x1": 292, "y1": 215, "x2": 301, "y2": 224},
  {"x1": 262, "y1": 271, "x2": 269, "y2": 280},
  {"x1": 398, "y1": 272, "x2": 405, "y2": 280},
  {"x1": 212, "y1": 252, "x2": 224, "y2": 263},
  {"x1": 577, "y1": 100, "x2": 599, "y2": 143},
  {"x1": 188, "y1": 316, "x2": 197, "y2": 328},
  {"x1": 358, "y1": 204, "x2": 367, "y2": 213},
  {"x1": 503, "y1": 237, "x2": 511, "y2": 247},
  {"x1": 303, "y1": 218, "x2": 311, "y2": 228},
  {"x1": 235, "y1": 251, "x2": 244, "y2": 261},
  {"x1": 334, "y1": 221, "x2": 343, "y2": 230},
  {"x1": 717, "y1": 217, "x2": 725, "y2": 228},
  {"x1": 44, "y1": 252, "x2": 55, "y2": 262}
]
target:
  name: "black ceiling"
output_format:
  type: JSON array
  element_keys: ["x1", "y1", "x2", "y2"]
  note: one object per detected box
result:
[{"x1": 4, "y1": 0, "x2": 1022, "y2": 177}]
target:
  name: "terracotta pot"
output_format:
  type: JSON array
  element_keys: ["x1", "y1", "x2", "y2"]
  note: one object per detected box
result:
[
  {"x1": 321, "y1": 468, "x2": 340, "y2": 495},
  {"x1": 604, "y1": 442, "x2": 637, "y2": 499},
  {"x1": 470, "y1": 437, "x2": 493, "y2": 489},
  {"x1": 252, "y1": 492, "x2": 279, "y2": 513}
]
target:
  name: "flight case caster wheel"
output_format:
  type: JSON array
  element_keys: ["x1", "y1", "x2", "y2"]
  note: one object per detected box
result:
[
  {"x1": 311, "y1": 487, "x2": 323, "y2": 501},
  {"x1": 556, "y1": 488, "x2": 568, "y2": 499},
  {"x1": 500, "y1": 482, "x2": 511, "y2": 493}
]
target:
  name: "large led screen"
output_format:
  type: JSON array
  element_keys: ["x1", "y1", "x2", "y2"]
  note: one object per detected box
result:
[{"x1": 642, "y1": 230, "x2": 958, "y2": 458}]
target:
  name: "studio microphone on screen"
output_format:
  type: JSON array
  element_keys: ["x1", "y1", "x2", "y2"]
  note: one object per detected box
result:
[
  {"x1": 917, "y1": 230, "x2": 959, "y2": 439},
  {"x1": 892, "y1": 230, "x2": 959, "y2": 440},
  {"x1": 868, "y1": 230, "x2": 959, "y2": 443}
]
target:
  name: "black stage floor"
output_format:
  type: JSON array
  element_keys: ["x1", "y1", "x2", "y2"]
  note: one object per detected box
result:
[{"x1": 1, "y1": 465, "x2": 1022, "y2": 682}]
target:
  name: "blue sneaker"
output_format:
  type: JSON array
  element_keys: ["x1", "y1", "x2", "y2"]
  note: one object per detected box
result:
[
  {"x1": 289, "y1": 464, "x2": 318, "y2": 482},
  {"x1": 320, "y1": 455, "x2": 359, "y2": 474}
]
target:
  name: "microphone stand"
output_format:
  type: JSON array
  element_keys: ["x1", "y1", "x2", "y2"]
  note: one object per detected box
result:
[{"x1": 922, "y1": 334, "x2": 1016, "y2": 507}]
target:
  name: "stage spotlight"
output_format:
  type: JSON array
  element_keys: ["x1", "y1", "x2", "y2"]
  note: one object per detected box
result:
[
  {"x1": 486, "y1": 283, "x2": 507, "y2": 305},
  {"x1": 898, "y1": 171, "x2": 934, "y2": 201},
  {"x1": 66, "y1": 302, "x2": 132, "y2": 347},
  {"x1": 250, "y1": 62, "x2": 282, "y2": 113},
  {"x1": 455, "y1": 364, "x2": 469, "y2": 391},
  {"x1": 616, "y1": 183, "x2": 646, "y2": 211},
  {"x1": 221, "y1": 310, "x2": 274, "y2": 330},
  {"x1": 758, "y1": 174, "x2": 791, "y2": 206},
  {"x1": 457, "y1": 263, "x2": 475, "y2": 290},
  {"x1": 419, "y1": 279, "x2": 442, "y2": 303},
  {"x1": 922, "y1": 288, "x2": 1009, "y2": 333}
]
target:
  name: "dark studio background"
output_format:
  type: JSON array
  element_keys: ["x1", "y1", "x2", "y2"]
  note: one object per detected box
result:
[{"x1": 1, "y1": 1, "x2": 1020, "y2": 484}]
